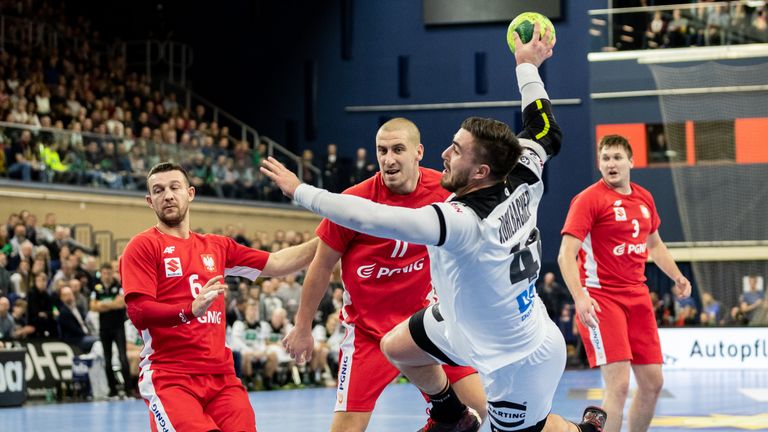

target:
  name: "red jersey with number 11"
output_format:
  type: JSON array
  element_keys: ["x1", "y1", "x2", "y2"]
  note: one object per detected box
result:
[
  {"x1": 120, "y1": 227, "x2": 269, "y2": 375},
  {"x1": 561, "y1": 180, "x2": 660, "y2": 293},
  {"x1": 316, "y1": 168, "x2": 450, "y2": 340}
]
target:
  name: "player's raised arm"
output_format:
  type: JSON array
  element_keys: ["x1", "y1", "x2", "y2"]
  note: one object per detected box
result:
[
  {"x1": 260, "y1": 157, "x2": 442, "y2": 246},
  {"x1": 513, "y1": 23, "x2": 561, "y2": 160}
]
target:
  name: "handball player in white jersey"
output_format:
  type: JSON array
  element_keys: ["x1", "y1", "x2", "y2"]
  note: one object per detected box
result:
[{"x1": 262, "y1": 25, "x2": 607, "y2": 432}]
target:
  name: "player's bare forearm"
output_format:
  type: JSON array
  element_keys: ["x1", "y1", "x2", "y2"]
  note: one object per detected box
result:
[
  {"x1": 293, "y1": 240, "x2": 342, "y2": 331},
  {"x1": 262, "y1": 237, "x2": 320, "y2": 277},
  {"x1": 557, "y1": 236, "x2": 587, "y2": 301}
]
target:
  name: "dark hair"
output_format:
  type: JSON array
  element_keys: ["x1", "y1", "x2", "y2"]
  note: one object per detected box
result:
[
  {"x1": 598, "y1": 134, "x2": 633, "y2": 159},
  {"x1": 146, "y1": 162, "x2": 191, "y2": 190},
  {"x1": 460, "y1": 117, "x2": 521, "y2": 181},
  {"x1": 100, "y1": 262, "x2": 113, "y2": 271}
]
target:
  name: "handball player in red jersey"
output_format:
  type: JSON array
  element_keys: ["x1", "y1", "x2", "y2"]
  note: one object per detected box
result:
[
  {"x1": 281, "y1": 118, "x2": 485, "y2": 432},
  {"x1": 559, "y1": 135, "x2": 691, "y2": 432},
  {"x1": 120, "y1": 162, "x2": 319, "y2": 432}
]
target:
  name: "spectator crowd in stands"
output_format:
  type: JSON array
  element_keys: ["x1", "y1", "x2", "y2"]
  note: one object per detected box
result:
[
  {"x1": 0, "y1": 208, "x2": 348, "y2": 397},
  {"x1": 606, "y1": 1, "x2": 768, "y2": 51},
  {"x1": 0, "y1": 2, "x2": 376, "y2": 202}
]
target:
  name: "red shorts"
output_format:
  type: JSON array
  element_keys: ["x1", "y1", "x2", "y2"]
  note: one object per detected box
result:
[
  {"x1": 138, "y1": 369, "x2": 256, "y2": 432},
  {"x1": 577, "y1": 287, "x2": 663, "y2": 368},
  {"x1": 335, "y1": 322, "x2": 476, "y2": 412}
]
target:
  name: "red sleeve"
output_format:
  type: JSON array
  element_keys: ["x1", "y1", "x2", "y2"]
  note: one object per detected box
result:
[
  {"x1": 120, "y1": 234, "x2": 159, "y2": 298},
  {"x1": 224, "y1": 236, "x2": 269, "y2": 280},
  {"x1": 125, "y1": 293, "x2": 194, "y2": 329},
  {"x1": 316, "y1": 218, "x2": 355, "y2": 254},
  {"x1": 561, "y1": 190, "x2": 598, "y2": 241}
]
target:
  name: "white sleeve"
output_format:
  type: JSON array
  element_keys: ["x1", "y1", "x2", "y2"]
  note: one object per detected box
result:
[
  {"x1": 294, "y1": 184, "x2": 442, "y2": 246},
  {"x1": 431, "y1": 201, "x2": 480, "y2": 251},
  {"x1": 517, "y1": 63, "x2": 548, "y2": 109}
]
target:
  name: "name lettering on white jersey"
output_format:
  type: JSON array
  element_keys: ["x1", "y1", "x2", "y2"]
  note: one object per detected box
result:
[
  {"x1": 613, "y1": 207, "x2": 627, "y2": 221},
  {"x1": 498, "y1": 190, "x2": 532, "y2": 244},
  {"x1": 390, "y1": 240, "x2": 409, "y2": 258},
  {"x1": 163, "y1": 246, "x2": 175, "y2": 254},
  {"x1": 164, "y1": 258, "x2": 183, "y2": 277},
  {"x1": 355, "y1": 258, "x2": 425, "y2": 279}
]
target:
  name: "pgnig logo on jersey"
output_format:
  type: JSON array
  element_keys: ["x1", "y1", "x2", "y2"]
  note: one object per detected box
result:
[
  {"x1": 356, "y1": 258, "x2": 425, "y2": 279},
  {"x1": 612, "y1": 242, "x2": 647, "y2": 256},
  {"x1": 151, "y1": 403, "x2": 171, "y2": 432}
]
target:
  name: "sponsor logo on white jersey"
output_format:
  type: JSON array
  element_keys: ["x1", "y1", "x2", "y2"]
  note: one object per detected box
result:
[
  {"x1": 164, "y1": 257, "x2": 183, "y2": 277},
  {"x1": 356, "y1": 258, "x2": 426, "y2": 279},
  {"x1": 613, "y1": 207, "x2": 627, "y2": 221},
  {"x1": 612, "y1": 242, "x2": 647, "y2": 256},
  {"x1": 163, "y1": 246, "x2": 175, "y2": 254}
]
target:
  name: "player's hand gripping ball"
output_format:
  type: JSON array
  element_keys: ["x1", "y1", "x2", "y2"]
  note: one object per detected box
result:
[{"x1": 507, "y1": 12, "x2": 556, "y2": 53}]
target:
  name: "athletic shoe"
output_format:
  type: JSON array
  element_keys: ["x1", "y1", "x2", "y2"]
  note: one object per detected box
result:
[
  {"x1": 418, "y1": 407, "x2": 481, "y2": 432},
  {"x1": 581, "y1": 406, "x2": 607, "y2": 432}
]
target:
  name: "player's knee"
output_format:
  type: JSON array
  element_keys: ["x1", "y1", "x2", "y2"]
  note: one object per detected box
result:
[
  {"x1": 638, "y1": 372, "x2": 663, "y2": 396},
  {"x1": 379, "y1": 331, "x2": 401, "y2": 364},
  {"x1": 606, "y1": 377, "x2": 631, "y2": 401}
]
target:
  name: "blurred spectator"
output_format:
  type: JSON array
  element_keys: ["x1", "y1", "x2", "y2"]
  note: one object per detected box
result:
[
  {"x1": 57, "y1": 285, "x2": 97, "y2": 352},
  {"x1": 349, "y1": 147, "x2": 376, "y2": 185},
  {"x1": 537, "y1": 272, "x2": 570, "y2": 323},
  {"x1": 259, "y1": 279, "x2": 283, "y2": 321},
  {"x1": 276, "y1": 273, "x2": 302, "y2": 322},
  {"x1": 322, "y1": 143, "x2": 344, "y2": 192},
  {"x1": 698, "y1": 292, "x2": 723, "y2": 326},
  {"x1": 0, "y1": 254, "x2": 11, "y2": 296},
  {"x1": 231, "y1": 300, "x2": 277, "y2": 390},
  {"x1": 645, "y1": 11, "x2": 667, "y2": 48},
  {"x1": 0, "y1": 296, "x2": 14, "y2": 340},
  {"x1": 27, "y1": 272, "x2": 58, "y2": 338},
  {"x1": 733, "y1": 275, "x2": 764, "y2": 324},
  {"x1": 10, "y1": 298, "x2": 34, "y2": 339}
]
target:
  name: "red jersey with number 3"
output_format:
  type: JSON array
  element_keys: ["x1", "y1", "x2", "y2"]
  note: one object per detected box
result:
[
  {"x1": 317, "y1": 168, "x2": 450, "y2": 340},
  {"x1": 120, "y1": 227, "x2": 269, "y2": 374},
  {"x1": 561, "y1": 180, "x2": 660, "y2": 293}
]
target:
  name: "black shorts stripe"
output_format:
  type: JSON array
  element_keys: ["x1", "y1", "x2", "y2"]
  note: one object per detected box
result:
[
  {"x1": 408, "y1": 306, "x2": 458, "y2": 367},
  {"x1": 431, "y1": 204, "x2": 447, "y2": 246}
]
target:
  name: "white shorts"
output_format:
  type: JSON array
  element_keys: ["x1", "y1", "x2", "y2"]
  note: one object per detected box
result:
[{"x1": 409, "y1": 304, "x2": 566, "y2": 431}]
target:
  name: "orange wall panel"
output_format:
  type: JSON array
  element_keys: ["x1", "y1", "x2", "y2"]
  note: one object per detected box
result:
[
  {"x1": 734, "y1": 118, "x2": 768, "y2": 164},
  {"x1": 595, "y1": 124, "x2": 648, "y2": 168}
]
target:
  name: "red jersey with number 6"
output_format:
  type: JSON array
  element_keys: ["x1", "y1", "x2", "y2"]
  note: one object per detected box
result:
[
  {"x1": 561, "y1": 180, "x2": 660, "y2": 293},
  {"x1": 120, "y1": 227, "x2": 269, "y2": 374},
  {"x1": 316, "y1": 168, "x2": 450, "y2": 340}
]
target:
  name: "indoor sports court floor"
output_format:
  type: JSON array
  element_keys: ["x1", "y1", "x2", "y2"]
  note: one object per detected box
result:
[{"x1": 4, "y1": 369, "x2": 767, "y2": 431}]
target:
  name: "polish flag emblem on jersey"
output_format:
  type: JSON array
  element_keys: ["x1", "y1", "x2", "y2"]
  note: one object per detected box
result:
[
  {"x1": 164, "y1": 257, "x2": 183, "y2": 277},
  {"x1": 640, "y1": 205, "x2": 651, "y2": 219},
  {"x1": 201, "y1": 254, "x2": 216, "y2": 272}
]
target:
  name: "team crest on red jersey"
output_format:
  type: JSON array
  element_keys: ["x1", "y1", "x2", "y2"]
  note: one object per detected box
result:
[
  {"x1": 201, "y1": 254, "x2": 216, "y2": 272},
  {"x1": 613, "y1": 207, "x2": 627, "y2": 221},
  {"x1": 164, "y1": 257, "x2": 183, "y2": 277}
]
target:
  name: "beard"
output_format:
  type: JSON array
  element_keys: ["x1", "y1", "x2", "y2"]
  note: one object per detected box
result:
[
  {"x1": 440, "y1": 168, "x2": 470, "y2": 193},
  {"x1": 156, "y1": 204, "x2": 187, "y2": 227}
]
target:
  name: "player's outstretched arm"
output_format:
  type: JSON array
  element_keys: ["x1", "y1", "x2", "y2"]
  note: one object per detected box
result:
[
  {"x1": 512, "y1": 23, "x2": 561, "y2": 160},
  {"x1": 283, "y1": 240, "x2": 342, "y2": 363},
  {"x1": 261, "y1": 157, "x2": 442, "y2": 246},
  {"x1": 262, "y1": 237, "x2": 320, "y2": 277}
]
